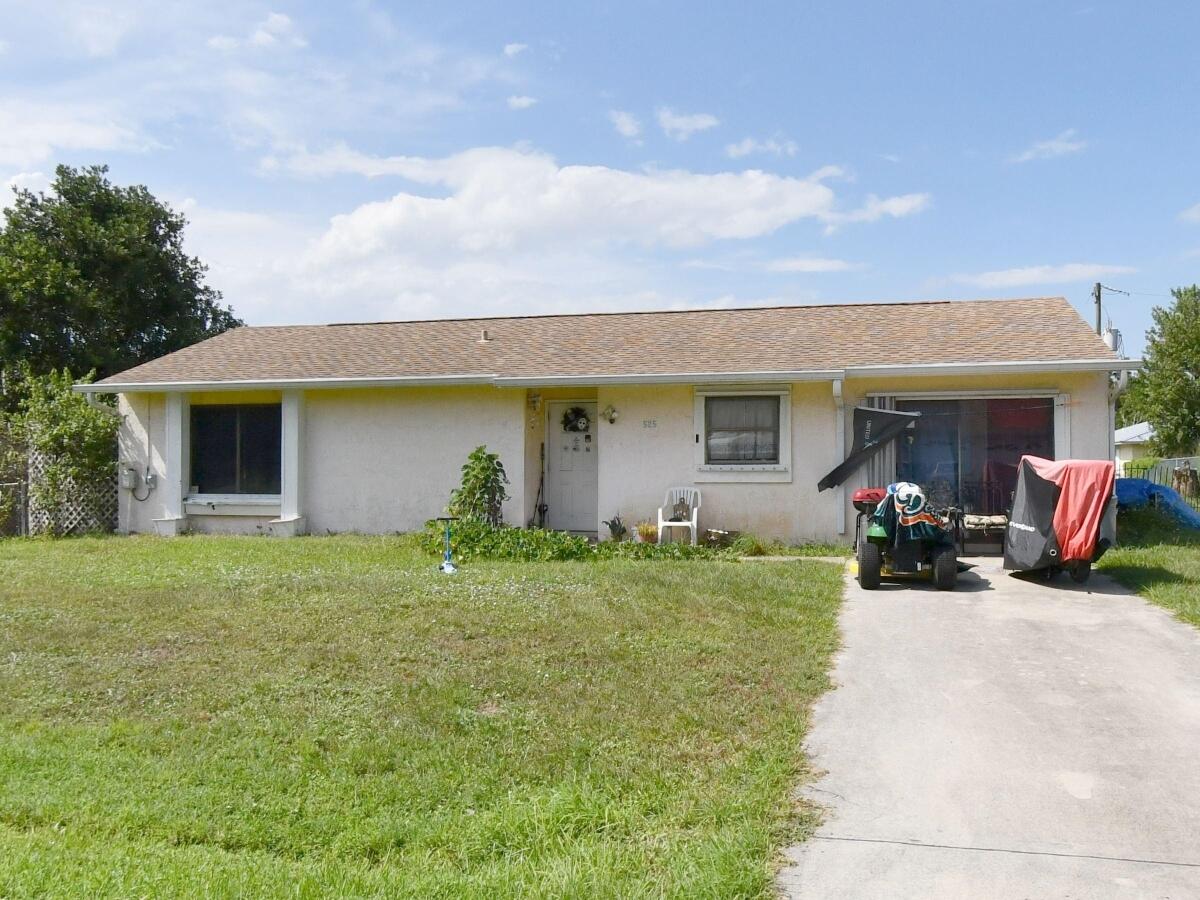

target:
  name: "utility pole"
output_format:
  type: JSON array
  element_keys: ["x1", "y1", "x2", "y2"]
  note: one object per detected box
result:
[{"x1": 1093, "y1": 282, "x2": 1102, "y2": 335}]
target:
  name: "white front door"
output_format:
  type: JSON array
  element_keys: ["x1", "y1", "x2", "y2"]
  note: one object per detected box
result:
[{"x1": 546, "y1": 401, "x2": 598, "y2": 532}]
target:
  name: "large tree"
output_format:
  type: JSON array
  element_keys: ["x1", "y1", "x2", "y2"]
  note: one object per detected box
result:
[
  {"x1": 0, "y1": 165, "x2": 241, "y2": 381},
  {"x1": 1126, "y1": 285, "x2": 1200, "y2": 457}
]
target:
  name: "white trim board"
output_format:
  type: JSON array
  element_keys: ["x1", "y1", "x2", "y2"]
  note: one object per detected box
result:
[{"x1": 76, "y1": 358, "x2": 1141, "y2": 393}]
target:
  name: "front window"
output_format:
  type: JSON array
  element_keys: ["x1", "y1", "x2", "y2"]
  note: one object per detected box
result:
[
  {"x1": 704, "y1": 395, "x2": 781, "y2": 465},
  {"x1": 190, "y1": 404, "x2": 281, "y2": 495}
]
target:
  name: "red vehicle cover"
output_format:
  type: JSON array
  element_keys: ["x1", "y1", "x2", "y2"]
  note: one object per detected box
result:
[{"x1": 1004, "y1": 456, "x2": 1116, "y2": 571}]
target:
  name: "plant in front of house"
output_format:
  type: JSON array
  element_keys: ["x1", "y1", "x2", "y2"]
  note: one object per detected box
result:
[
  {"x1": 420, "y1": 519, "x2": 725, "y2": 561},
  {"x1": 634, "y1": 520, "x2": 658, "y2": 543},
  {"x1": 448, "y1": 445, "x2": 510, "y2": 527},
  {"x1": 2, "y1": 366, "x2": 119, "y2": 536},
  {"x1": 602, "y1": 513, "x2": 628, "y2": 541}
]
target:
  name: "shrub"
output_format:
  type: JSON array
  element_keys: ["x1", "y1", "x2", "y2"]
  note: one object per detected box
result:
[
  {"x1": 2, "y1": 367, "x2": 119, "y2": 536},
  {"x1": 1126, "y1": 456, "x2": 1163, "y2": 473},
  {"x1": 448, "y1": 446, "x2": 510, "y2": 526}
]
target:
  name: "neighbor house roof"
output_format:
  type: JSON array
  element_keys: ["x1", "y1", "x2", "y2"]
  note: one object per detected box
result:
[
  {"x1": 85, "y1": 296, "x2": 1135, "y2": 391},
  {"x1": 1115, "y1": 421, "x2": 1155, "y2": 445}
]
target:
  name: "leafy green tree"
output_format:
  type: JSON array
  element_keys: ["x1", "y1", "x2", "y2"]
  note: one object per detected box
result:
[
  {"x1": 1115, "y1": 371, "x2": 1149, "y2": 428},
  {"x1": 0, "y1": 165, "x2": 240, "y2": 384},
  {"x1": 1131, "y1": 286, "x2": 1200, "y2": 456}
]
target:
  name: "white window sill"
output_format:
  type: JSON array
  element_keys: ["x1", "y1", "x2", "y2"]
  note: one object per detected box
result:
[
  {"x1": 184, "y1": 495, "x2": 282, "y2": 517},
  {"x1": 698, "y1": 463, "x2": 786, "y2": 473},
  {"x1": 695, "y1": 467, "x2": 792, "y2": 484}
]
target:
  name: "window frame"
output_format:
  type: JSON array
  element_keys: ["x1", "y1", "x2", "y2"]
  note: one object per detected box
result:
[
  {"x1": 187, "y1": 403, "x2": 283, "y2": 500},
  {"x1": 693, "y1": 387, "x2": 792, "y2": 483}
]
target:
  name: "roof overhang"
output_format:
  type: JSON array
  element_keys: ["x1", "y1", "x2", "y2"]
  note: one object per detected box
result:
[{"x1": 75, "y1": 357, "x2": 1141, "y2": 393}]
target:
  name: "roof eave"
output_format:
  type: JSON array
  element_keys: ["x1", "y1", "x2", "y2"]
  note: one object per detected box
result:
[
  {"x1": 73, "y1": 374, "x2": 499, "y2": 393},
  {"x1": 76, "y1": 357, "x2": 1140, "y2": 393}
]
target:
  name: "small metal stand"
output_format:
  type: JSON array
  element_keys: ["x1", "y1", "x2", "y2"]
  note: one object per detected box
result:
[{"x1": 436, "y1": 516, "x2": 459, "y2": 574}]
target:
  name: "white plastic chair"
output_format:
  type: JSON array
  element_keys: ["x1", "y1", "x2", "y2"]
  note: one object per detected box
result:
[{"x1": 657, "y1": 487, "x2": 701, "y2": 546}]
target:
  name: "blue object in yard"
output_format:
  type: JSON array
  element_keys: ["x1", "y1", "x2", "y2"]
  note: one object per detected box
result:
[
  {"x1": 436, "y1": 516, "x2": 459, "y2": 574},
  {"x1": 1115, "y1": 478, "x2": 1200, "y2": 529}
]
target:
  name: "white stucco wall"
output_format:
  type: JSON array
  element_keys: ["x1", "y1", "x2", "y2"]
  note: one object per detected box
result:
[
  {"x1": 113, "y1": 370, "x2": 1113, "y2": 542},
  {"x1": 117, "y1": 392, "x2": 169, "y2": 533},
  {"x1": 116, "y1": 385, "x2": 526, "y2": 535},
  {"x1": 594, "y1": 371, "x2": 1112, "y2": 545},
  {"x1": 303, "y1": 386, "x2": 526, "y2": 534},
  {"x1": 595, "y1": 382, "x2": 838, "y2": 543}
]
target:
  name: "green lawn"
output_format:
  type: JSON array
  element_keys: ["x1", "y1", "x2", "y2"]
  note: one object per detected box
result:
[
  {"x1": 1099, "y1": 507, "x2": 1200, "y2": 627},
  {"x1": 0, "y1": 535, "x2": 842, "y2": 898}
]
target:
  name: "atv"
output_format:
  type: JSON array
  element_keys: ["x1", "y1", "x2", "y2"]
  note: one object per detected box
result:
[{"x1": 853, "y1": 483, "x2": 960, "y2": 591}]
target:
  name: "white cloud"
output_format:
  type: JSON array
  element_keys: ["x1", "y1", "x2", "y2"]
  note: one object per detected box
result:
[
  {"x1": 608, "y1": 110, "x2": 641, "y2": 139},
  {"x1": 181, "y1": 145, "x2": 929, "y2": 324},
  {"x1": 506, "y1": 95, "x2": 537, "y2": 110},
  {"x1": 0, "y1": 100, "x2": 147, "y2": 168},
  {"x1": 2, "y1": 171, "x2": 51, "y2": 211},
  {"x1": 764, "y1": 256, "x2": 854, "y2": 273},
  {"x1": 59, "y1": 2, "x2": 139, "y2": 57},
  {"x1": 251, "y1": 12, "x2": 306, "y2": 47},
  {"x1": 1010, "y1": 129, "x2": 1087, "y2": 163},
  {"x1": 822, "y1": 192, "x2": 930, "y2": 230},
  {"x1": 1178, "y1": 201, "x2": 1200, "y2": 223},
  {"x1": 950, "y1": 262, "x2": 1135, "y2": 288},
  {"x1": 725, "y1": 136, "x2": 798, "y2": 159},
  {"x1": 269, "y1": 146, "x2": 926, "y2": 254},
  {"x1": 503, "y1": 42, "x2": 527, "y2": 57},
  {"x1": 209, "y1": 11, "x2": 307, "y2": 52},
  {"x1": 656, "y1": 107, "x2": 719, "y2": 141}
]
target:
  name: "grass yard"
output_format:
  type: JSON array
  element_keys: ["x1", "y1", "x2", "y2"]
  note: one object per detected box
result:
[
  {"x1": 0, "y1": 535, "x2": 842, "y2": 898},
  {"x1": 1099, "y1": 507, "x2": 1200, "y2": 628}
]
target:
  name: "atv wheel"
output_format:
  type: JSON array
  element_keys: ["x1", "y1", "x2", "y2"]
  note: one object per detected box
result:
[
  {"x1": 933, "y1": 547, "x2": 958, "y2": 591},
  {"x1": 1069, "y1": 561, "x2": 1092, "y2": 584},
  {"x1": 858, "y1": 541, "x2": 882, "y2": 590}
]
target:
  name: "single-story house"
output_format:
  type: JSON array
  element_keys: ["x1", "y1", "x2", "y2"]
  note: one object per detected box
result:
[
  {"x1": 1114, "y1": 421, "x2": 1155, "y2": 474},
  {"x1": 78, "y1": 296, "x2": 1138, "y2": 544}
]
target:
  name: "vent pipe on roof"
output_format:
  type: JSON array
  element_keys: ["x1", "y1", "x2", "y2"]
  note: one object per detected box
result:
[{"x1": 478, "y1": 329, "x2": 492, "y2": 343}]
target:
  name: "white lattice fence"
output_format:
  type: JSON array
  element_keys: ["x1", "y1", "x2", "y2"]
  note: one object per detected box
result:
[{"x1": 27, "y1": 448, "x2": 117, "y2": 535}]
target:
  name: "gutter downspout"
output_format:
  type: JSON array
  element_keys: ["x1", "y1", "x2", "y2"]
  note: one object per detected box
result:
[
  {"x1": 85, "y1": 393, "x2": 120, "y2": 418},
  {"x1": 1109, "y1": 369, "x2": 1130, "y2": 468},
  {"x1": 833, "y1": 378, "x2": 845, "y2": 535}
]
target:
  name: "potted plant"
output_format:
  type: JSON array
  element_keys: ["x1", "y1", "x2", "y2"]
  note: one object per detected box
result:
[{"x1": 634, "y1": 520, "x2": 658, "y2": 544}]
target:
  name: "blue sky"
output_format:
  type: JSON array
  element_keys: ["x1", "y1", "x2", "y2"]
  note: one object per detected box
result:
[{"x1": 2, "y1": 1, "x2": 1197, "y2": 355}]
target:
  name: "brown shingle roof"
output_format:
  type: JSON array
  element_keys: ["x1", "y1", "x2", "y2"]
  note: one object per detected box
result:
[{"x1": 94, "y1": 297, "x2": 1119, "y2": 387}]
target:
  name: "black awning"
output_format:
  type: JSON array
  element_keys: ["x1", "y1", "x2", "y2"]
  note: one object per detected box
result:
[{"x1": 817, "y1": 406, "x2": 919, "y2": 491}]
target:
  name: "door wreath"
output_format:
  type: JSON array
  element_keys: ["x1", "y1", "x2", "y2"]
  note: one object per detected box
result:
[{"x1": 561, "y1": 406, "x2": 590, "y2": 432}]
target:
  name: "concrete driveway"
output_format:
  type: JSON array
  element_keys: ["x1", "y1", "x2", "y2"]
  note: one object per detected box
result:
[{"x1": 779, "y1": 557, "x2": 1200, "y2": 899}]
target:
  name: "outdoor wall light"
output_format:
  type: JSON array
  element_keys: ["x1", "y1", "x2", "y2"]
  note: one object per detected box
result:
[{"x1": 602, "y1": 404, "x2": 619, "y2": 424}]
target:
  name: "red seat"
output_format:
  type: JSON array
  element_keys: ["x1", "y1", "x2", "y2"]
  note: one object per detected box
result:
[{"x1": 852, "y1": 487, "x2": 887, "y2": 513}]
